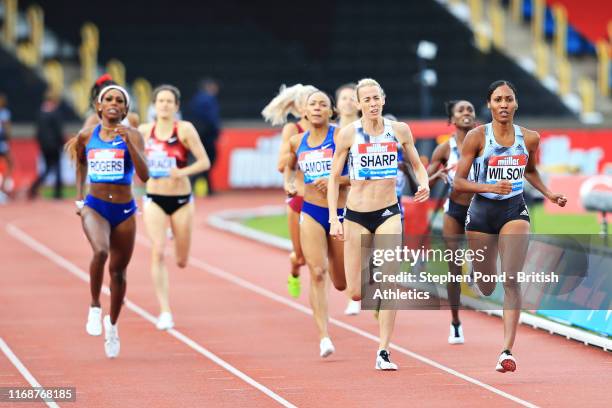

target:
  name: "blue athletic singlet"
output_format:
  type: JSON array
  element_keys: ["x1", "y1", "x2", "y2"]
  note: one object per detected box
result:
[
  {"x1": 297, "y1": 125, "x2": 346, "y2": 184},
  {"x1": 85, "y1": 125, "x2": 134, "y2": 185},
  {"x1": 348, "y1": 118, "x2": 398, "y2": 181},
  {"x1": 473, "y1": 123, "x2": 528, "y2": 200}
]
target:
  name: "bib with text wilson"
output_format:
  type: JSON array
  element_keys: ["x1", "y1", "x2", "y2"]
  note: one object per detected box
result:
[{"x1": 485, "y1": 154, "x2": 527, "y2": 191}]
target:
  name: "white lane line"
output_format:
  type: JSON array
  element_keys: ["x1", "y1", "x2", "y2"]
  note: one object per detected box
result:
[
  {"x1": 6, "y1": 223, "x2": 297, "y2": 408},
  {"x1": 12, "y1": 209, "x2": 538, "y2": 407},
  {"x1": 0, "y1": 338, "x2": 60, "y2": 408},
  {"x1": 136, "y1": 228, "x2": 539, "y2": 408},
  {"x1": 183, "y1": 256, "x2": 538, "y2": 408}
]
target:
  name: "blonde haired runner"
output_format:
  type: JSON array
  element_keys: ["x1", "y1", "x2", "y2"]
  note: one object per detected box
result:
[{"x1": 328, "y1": 78, "x2": 430, "y2": 370}]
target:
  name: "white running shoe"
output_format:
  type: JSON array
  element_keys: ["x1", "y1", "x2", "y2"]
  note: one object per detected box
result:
[
  {"x1": 495, "y1": 350, "x2": 516, "y2": 373},
  {"x1": 448, "y1": 323, "x2": 465, "y2": 344},
  {"x1": 344, "y1": 300, "x2": 361, "y2": 316},
  {"x1": 375, "y1": 349, "x2": 398, "y2": 370},
  {"x1": 319, "y1": 337, "x2": 335, "y2": 358},
  {"x1": 103, "y1": 315, "x2": 120, "y2": 359},
  {"x1": 156, "y1": 312, "x2": 175, "y2": 331},
  {"x1": 86, "y1": 306, "x2": 102, "y2": 336}
]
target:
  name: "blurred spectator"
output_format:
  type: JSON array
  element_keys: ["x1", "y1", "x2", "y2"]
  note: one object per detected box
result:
[
  {"x1": 187, "y1": 78, "x2": 220, "y2": 195},
  {"x1": 0, "y1": 93, "x2": 14, "y2": 196},
  {"x1": 28, "y1": 91, "x2": 65, "y2": 199}
]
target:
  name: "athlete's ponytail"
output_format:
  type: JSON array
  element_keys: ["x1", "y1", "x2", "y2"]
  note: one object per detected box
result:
[
  {"x1": 261, "y1": 84, "x2": 304, "y2": 126},
  {"x1": 262, "y1": 84, "x2": 317, "y2": 126}
]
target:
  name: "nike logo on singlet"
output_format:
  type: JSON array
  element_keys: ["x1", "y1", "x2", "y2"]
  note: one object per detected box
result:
[
  {"x1": 112, "y1": 140, "x2": 124, "y2": 146},
  {"x1": 167, "y1": 136, "x2": 177, "y2": 143}
]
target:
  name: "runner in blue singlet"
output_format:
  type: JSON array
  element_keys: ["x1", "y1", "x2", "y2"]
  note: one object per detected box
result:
[{"x1": 285, "y1": 90, "x2": 349, "y2": 358}]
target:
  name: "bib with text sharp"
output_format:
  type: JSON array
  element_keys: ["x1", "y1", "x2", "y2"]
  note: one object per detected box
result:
[
  {"x1": 355, "y1": 142, "x2": 398, "y2": 179},
  {"x1": 486, "y1": 154, "x2": 527, "y2": 192},
  {"x1": 87, "y1": 149, "x2": 125, "y2": 182},
  {"x1": 298, "y1": 148, "x2": 333, "y2": 184}
]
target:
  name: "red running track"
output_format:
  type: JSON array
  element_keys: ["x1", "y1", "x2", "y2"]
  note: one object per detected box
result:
[{"x1": 0, "y1": 191, "x2": 610, "y2": 407}]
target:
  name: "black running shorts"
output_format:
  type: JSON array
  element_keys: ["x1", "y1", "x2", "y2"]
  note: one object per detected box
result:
[{"x1": 465, "y1": 194, "x2": 530, "y2": 234}]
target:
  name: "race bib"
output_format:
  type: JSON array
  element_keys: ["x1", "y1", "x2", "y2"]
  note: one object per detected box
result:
[
  {"x1": 147, "y1": 150, "x2": 177, "y2": 178},
  {"x1": 88, "y1": 149, "x2": 125, "y2": 182},
  {"x1": 486, "y1": 154, "x2": 527, "y2": 191},
  {"x1": 298, "y1": 148, "x2": 332, "y2": 184},
  {"x1": 355, "y1": 142, "x2": 398, "y2": 179}
]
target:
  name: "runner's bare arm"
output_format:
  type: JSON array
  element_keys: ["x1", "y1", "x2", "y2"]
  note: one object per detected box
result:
[
  {"x1": 283, "y1": 134, "x2": 300, "y2": 196},
  {"x1": 427, "y1": 141, "x2": 450, "y2": 186},
  {"x1": 396, "y1": 122, "x2": 429, "y2": 202},
  {"x1": 74, "y1": 131, "x2": 89, "y2": 203},
  {"x1": 523, "y1": 128, "x2": 567, "y2": 207},
  {"x1": 171, "y1": 122, "x2": 210, "y2": 177},
  {"x1": 328, "y1": 125, "x2": 352, "y2": 218},
  {"x1": 332, "y1": 127, "x2": 350, "y2": 187},
  {"x1": 120, "y1": 127, "x2": 149, "y2": 182},
  {"x1": 277, "y1": 123, "x2": 297, "y2": 173}
]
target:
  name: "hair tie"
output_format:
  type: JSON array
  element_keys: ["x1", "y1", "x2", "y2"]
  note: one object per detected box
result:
[{"x1": 95, "y1": 73, "x2": 113, "y2": 86}]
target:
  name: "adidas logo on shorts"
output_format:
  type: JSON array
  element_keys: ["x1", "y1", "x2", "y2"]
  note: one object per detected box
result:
[
  {"x1": 381, "y1": 209, "x2": 394, "y2": 217},
  {"x1": 520, "y1": 208, "x2": 529, "y2": 216},
  {"x1": 465, "y1": 214, "x2": 470, "y2": 226}
]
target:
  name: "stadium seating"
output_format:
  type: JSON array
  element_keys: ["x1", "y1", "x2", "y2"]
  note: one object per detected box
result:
[{"x1": 15, "y1": 0, "x2": 573, "y2": 119}]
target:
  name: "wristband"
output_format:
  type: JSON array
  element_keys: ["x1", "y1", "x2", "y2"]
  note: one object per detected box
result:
[{"x1": 75, "y1": 200, "x2": 84, "y2": 210}]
